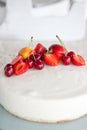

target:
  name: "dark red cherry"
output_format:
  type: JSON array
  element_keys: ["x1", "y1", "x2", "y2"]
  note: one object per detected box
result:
[
  {"x1": 4, "y1": 64, "x2": 14, "y2": 77},
  {"x1": 25, "y1": 59, "x2": 34, "y2": 69},
  {"x1": 34, "y1": 60, "x2": 44, "y2": 70},
  {"x1": 62, "y1": 55, "x2": 71, "y2": 65},
  {"x1": 29, "y1": 53, "x2": 41, "y2": 62},
  {"x1": 67, "y1": 51, "x2": 75, "y2": 58}
]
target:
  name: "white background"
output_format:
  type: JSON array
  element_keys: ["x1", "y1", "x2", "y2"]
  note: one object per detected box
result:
[{"x1": 74, "y1": 0, "x2": 87, "y2": 19}]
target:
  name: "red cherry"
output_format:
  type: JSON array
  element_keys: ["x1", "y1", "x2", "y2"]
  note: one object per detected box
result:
[
  {"x1": 25, "y1": 59, "x2": 34, "y2": 69},
  {"x1": 62, "y1": 55, "x2": 71, "y2": 65},
  {"x1": 49, "y1": 44, "x2": 66, "y2": 58},
  {"x1": 4, "y1": 64, "x2": 14, "y2": 77},
  {"x1": 29, "y1": 53, "x2": 41, "y2": 62},
  {"x1": 34, "y1": 60, "x2": 44, "y2": 70},
  {"x1": 67, "y1": 51, "x2": 75, "y2": 58}
]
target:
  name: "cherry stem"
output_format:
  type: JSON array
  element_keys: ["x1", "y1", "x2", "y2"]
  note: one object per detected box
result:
[
  {"x1": 48, "y1": 49, "x2": 52, "y2": 54},
  {"x1": 56, "y1": 35, "x2": 68, "y2": 53},
  {"x1": 29, "y1": 36, "x2": 34, "y2": 48},
  {"x1": 33, "y1": 54, "x2": 37, "y2": 62},
  {"x1": 30, "y1": 36, "x2": 36, "y2": 62},
  {"x1": 31, "y1": 36, "x2": 33, "y2": 44},
  {"x1": 56, "y1": 35, "x2": 65, "y2": 47}
]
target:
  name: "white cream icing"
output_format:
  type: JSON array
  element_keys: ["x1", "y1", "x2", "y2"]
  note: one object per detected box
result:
[{"x1": 0, "y1": 41, "x2": 87, "y2": 122}]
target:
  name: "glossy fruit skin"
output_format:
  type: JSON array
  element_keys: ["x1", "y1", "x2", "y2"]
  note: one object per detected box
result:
[
  {"x1": 11, "y1": 55, "x2": 23, "y2": 65},
  {"x1": 29, "y1": 53, "x2": 41, "y2": 62},
  {"x1": 62, "y1": 55, "x2": 71, "y2": 65},
  {"x1": 4, "y1": 64, "x2": 14, "y2": 77},
  {"x1": 14, "y1": 61, "x2": 29, "y2": 75},
  {"x1": 19, "y1": 47, "x2": 33, "y2": 59},
  {"x1": 35, "y1": 43, "x2": 47, "y2": 55},
  {"x1": 34, "y1": 60, "x2": 44, "y2": 70},
  {"x1": 49, "y1": 44, "x2": 66, "y2": 58},
  {"x1": 67, "y1": 51, "x2": 75, "y2": 58},
  {"x1": 25, "y1": 59, "x2": 34, "y2": 69},
  {"x1": 44, "y1": 53, "x2": 60, "y2": 66},
  {"x1": 72, "y1": 55, "x2": 85, "y2": 66}
]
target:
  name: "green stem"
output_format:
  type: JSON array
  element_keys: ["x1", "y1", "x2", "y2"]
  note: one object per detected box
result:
[
  {"x1": 29, "y1": 36, "x2": 34, "y2": 48},
  {"x1": 31, "y1": 36, "x2": 33, "y2": 44},
  {"x1": 33, "y1": 53, "x2": 36, "y2": 62},
  {"x1": 56, "y1": 35, "x2": 65, "y2": 48},
  {"x1": 30, "y1": 36, "x2": 36, "y2": 62}
]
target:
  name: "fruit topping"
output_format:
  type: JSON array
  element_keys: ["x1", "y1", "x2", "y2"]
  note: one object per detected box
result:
[
  {"x1": 4, "y1": 64, "x2": 14, "y2": 77},
  {"x1": 72, "y1": 55, "x2": 85, "y2": 66},
  {"x1": 25, "y1": 59, "x2": 34, "y2": 69},
  {"x1": 67, "y1": 51, "x2": 75, "y2": 58},
  {"x1": 19, "y1": 47, "x2": 33, "y2": 59},
  {"x1": 11, "y1": 55, "x2": 23, "y2": 65},
  {"x1": 49, "y1": 44, "x2": 66, "y2": 58},
  {"x1": 44, "y1": 53, "x2": 60, "y2": 66},
  {"x1": 56, "y1": 35, "x2": 85, "y2": 66},
  {"x1": 35, "y1": 43, "x2": 47, "y2": 55},
  {"x1": 62, "y1": 55, "x2": 71, "y2": 65},
  {"x1": 14, "y1": 61, "x2": 29, "y2": 75},
  {"x1": 34, "y1": 60, "x2": 44, "y2": 70},
  {"x1": 29, "y1": 53, "x2": 41, "y2": 62},
  {"x1": 4, "y1": 35, "x2": 86, "y2": 77}
]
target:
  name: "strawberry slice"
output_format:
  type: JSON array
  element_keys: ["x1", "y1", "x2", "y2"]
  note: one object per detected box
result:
[
  {"x1": 44, "y1": 53, "x2": 60, "y2": 66},
  {"x1": 11, "y1": 55, "x2": 23, "y2": 65},
  {"x1": 72, "y1": 55, "x2": 85, "y2": 66},
  {"x1": 35, "y1": 43, "x2": 47, "y2": 55},
  {"x1": 14, "y1": 61, "x2": 28, "y2": 75}
]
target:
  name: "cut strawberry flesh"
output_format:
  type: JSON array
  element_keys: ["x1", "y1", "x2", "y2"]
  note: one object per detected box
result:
[
  {"x1": 72, "y1": 55, "x2": 85, "y2": 66},
  {"x1": 35, "y1": 43, "x2": 47, "y2": 55},
  {"x1": 11, "y1": 55, "x2": 23, "y2": 65},
  {"x1": 14, "y1": 61, "x2": 28, "y2": 75},
  {"x1": 44, "y1": 53, "x2": 60, "y2": 66}
]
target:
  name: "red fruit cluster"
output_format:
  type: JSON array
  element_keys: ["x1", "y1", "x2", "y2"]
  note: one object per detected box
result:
[
  {"x1": 4, "y1": 43, "x2": 46, "y2": 77},
  {"x1": 4, "y1": 40, "x2": 86, "y2": 77},
  {"x1": 62, "y1": 51, "x2": 85, "y2": 66}
]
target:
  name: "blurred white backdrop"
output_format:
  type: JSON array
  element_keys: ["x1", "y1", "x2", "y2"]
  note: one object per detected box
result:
[
  {"x1": 74, "y1": 0, "x2": 87, "y2": 19},
  {"x1": 0, "y1": 0, "x2": 86, "y2": 41}
]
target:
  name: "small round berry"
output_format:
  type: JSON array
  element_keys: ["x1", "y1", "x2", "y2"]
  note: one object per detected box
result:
[
  {"x1": 29, "y1": 53, "x2": 41, "y2": 62},
  {"x1": 62, "y1": 55, "x2": 71, "y2": 65},
  {"x1": 34, "y1": 60, "x2": 44, "y2": 70},
  {"x1": 25, "y1": 59, "x2": 34, "y2": 69},
  {"x1": 67, "y1": 51, "x2": 75, "y2": 58},
  {"x1": 4, "y1": 64, "x2": 14, "y2": 77}
]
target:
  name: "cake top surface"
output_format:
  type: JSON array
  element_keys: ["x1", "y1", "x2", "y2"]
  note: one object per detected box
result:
[{"x1": 0, "y1": 41, "x2": 87, "y2": 100}]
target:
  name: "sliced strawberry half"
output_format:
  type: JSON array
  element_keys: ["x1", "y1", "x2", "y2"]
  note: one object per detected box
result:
[
  {"x1": 14, "y1": 61, "x2": 28, "y2": 75},
  {"x1": 11, "y1": 55, "x2": 23, "y2": 65},
  {"x1": 72, "y1": 55, "x2": 85, "y2": 66},
  {"x1": 35, "y1": 43, "x2": 47, "y2": 55},
  {"x1": 44, "y1": 53, "x2": 60, "y2": 66}
]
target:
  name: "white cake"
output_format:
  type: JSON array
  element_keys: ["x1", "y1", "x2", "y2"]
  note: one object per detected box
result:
[{"x1": 0, "y1": 40, "x2": 87, "y2": 123}]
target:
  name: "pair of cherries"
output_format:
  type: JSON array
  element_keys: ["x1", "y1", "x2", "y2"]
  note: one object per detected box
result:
[{"x1": 62, "y1": 51, "x2": 75, "y2": 65}]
